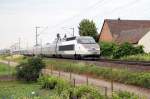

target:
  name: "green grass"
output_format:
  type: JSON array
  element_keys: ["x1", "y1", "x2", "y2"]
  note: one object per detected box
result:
[
  {"x1": 0, "y1": 81, "x2": 53, "y2": 99},
  {"x1": 121, "y1": 54, "x2": 150, "y2": 61},
  {"x1": 0, "y1": 55, "x2": 27, "y2": 63},
  {"x1": 0, "y1": 63, "x2": 16, "y2": 76},
  {"x1": 45, "y1": 59, "x2": 150, "y2": 88}
]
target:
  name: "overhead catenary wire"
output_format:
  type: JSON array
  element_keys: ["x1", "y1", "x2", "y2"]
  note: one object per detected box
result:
[
  {"x1": 42, "y1": 0, "x2": 107, "y2": 33},
  {"x1": 47, "y1": 0, "x2": 141, "y2": 33}
]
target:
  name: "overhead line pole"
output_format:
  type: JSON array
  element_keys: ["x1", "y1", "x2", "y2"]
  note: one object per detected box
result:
[
  {"x1": 70, "y1": 27, "x2": 75, "y2": 37},
  {"x1": 18, "y1": 38, "x2": 21, "y2": 54},
  {"x1": 35, "y1": 26, "x2": 40, "y2": 46}
]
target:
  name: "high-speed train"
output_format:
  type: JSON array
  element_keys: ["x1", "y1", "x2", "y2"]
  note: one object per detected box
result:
[{"x1": 19, "y1": 36, "x2": 100, "y2": 59}]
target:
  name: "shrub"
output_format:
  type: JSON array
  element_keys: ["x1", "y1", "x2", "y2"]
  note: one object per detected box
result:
[
  {"x1": 99, "y1": 41, "x2": 118, "y2": 58},
  {"x1": 113, "y1": 91, "x2": 139, "y2": 99},
  {"x1": 16, "y1": 57, "x2": 45, "y2": 82},
  {"x1": 99, "y1": 42, "x2": 144, "y2": 59},
  {"x1": 38, "y1": 76, "x2": 70, "y2": 94},
  {"x1": 113, "y1": 42, "x2": 144, "y2": 59},
  {"x1": 74, "y1": 85, "x2": 104, "y2": 99}
]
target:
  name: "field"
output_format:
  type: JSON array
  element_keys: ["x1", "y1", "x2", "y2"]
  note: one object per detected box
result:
[
  {"x1": 0, "y1": 63, "x2": 15, "y2": 76},
  {"x1": 0, "y1": 55, "x2": 26, "y2": 63},
  {"x1": 0, "y1": 81, "x2": 55, "y2": 99}
]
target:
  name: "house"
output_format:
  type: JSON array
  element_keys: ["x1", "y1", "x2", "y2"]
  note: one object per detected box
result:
[
  {"x1": 98, "y1": 19, "x2": 150, "y2": 53},
  {"x1": 138, "y1": 31, "x2": 150, "y2": 53},
  {"x1": 98, "y1": 19, "x2": 150, "y2": 44}
]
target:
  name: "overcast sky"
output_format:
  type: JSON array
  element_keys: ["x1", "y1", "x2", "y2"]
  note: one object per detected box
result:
[{"x1": 0, "y1": 0, "x2": 150, "y2": 49}]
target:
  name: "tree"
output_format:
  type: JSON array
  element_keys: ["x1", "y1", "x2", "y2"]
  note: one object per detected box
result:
[
  {"x1": 16, "y1": 57, "x2": 45, "y2": 82},
  {"x1": 78, "y1": 19, "x2": 98, "y2": 41}
]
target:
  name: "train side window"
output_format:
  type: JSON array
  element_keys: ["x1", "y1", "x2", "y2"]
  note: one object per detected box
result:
[{"x1": 59, "y1": 44, "x2": 75, "y2": 51}]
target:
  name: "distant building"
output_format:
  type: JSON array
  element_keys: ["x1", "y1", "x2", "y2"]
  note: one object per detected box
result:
[
  {"x1": 98, "y1": 19, "x2": 150, "y2": 44},
  {"x1": 0, "y1": 49, "x2": 10, "y2": 55}
]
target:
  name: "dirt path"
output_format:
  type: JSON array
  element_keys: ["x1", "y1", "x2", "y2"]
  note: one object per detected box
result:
[
  {"x1": 42, "y1": 69, "x2": 150, "y2": 99},
  {"x1": 0, "y1": 59, "x2": 150, "y2": 98},
  {"x1": 0, "y1": 59, "x2": 18, "y2": 67}
]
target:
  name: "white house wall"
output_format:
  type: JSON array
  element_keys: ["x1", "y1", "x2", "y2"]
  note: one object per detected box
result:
[{"x1": 138, "y1": 31, "x2": 150, "y2": 53}]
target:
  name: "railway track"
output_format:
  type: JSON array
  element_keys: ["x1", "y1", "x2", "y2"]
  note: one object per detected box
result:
[{"x1": 47, "y1": 58, "x2": 150, "y2": 71}]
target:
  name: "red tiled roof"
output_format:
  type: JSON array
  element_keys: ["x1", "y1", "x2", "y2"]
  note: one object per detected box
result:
[{"x1": 103, "y1": 19, "x2": 150, "y2": 43}]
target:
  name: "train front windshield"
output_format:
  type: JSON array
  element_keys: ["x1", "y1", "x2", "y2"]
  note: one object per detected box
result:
[{"x1": 77, "y1": 37, "x2": 96, "y2": 44}]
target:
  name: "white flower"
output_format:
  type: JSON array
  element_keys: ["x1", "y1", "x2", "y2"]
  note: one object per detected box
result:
[{"x1": 31, "y1": 91, "x2": 35, "y2": 95}]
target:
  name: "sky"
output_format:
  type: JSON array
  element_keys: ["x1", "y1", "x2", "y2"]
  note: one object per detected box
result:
[{"x1": 0, "y1": 0, "x2": 150, "y2": 49}]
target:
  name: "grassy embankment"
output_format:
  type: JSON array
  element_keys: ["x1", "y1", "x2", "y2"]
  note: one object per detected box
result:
[
  {"x1": 0, "y1": 63, "x2": 15, "y2": 76},
  {"x1": 0, "y1": 76, "x2": 141, "y2": 99},
  {"x1": 0, "y1": 81, "x2": 51, "y2": 98},
  {"x1": 0, "y1": 55, "x2": 27, "y2": 63},
  {"x1": 45, "y1": 59, "x2": 150, "y2": 89},
  {"x1": 121, "y1": 54, "x2": 150, "y2": 61}
]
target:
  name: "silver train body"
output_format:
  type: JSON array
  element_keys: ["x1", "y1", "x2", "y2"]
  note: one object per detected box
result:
[{"x1": 20, "y1": 36, "x2": 100, "y2": 59}]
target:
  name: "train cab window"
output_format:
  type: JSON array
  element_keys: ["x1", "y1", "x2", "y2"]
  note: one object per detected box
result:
[
  {"x1": 66, "y1": 37, "x2": 76, "y2": 41},
  {"x1": 77, "y1": 37, "x2": 96, "y2": 44},
  {"x1": 59, "y1": 44, "x2": 75, "y2": 51}
]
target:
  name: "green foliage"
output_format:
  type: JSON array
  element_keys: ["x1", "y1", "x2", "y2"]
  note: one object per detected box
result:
[
  {"x1": 113, "y1": 91, "x2": 139, "y2": 99},
  {"x1": 0, "y1": 81, "x2": 66, "y2": 99},
  {"x1": 99, "y1": 41, "x2": 118, "y2": 58},
  {"x1": 45, "y1": 59, "x2": 150, "y2": 88},
  {"x1": 113, "y1": 42, "x2": 144, "y2": 59},
  {"x1": 74, "y1": 85, "x2": 104, "y2": 99},
  {"x1": 78, "y1": 19, "x2": 98, "y2": 41},
  {"x1": 38, "y1": 76, "x2": 70, "y2": 94},
  {"x1": 99, "y1": 42, "x2": 144, "y2": 59},
  {"x1": 0, "y1": 63, "x2": 15, "y2": 76},
  {"x1": 38, "y1": 76, "x2": 104, "y2": 99},
  {"x1": 16, "y1": 57, "x2": 45, "y2": 82}
]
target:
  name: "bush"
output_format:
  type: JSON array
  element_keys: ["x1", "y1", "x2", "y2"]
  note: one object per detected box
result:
[
  {"x1": 38, "y1": 76, "x2": 71, "y2": 94},
  {"x1": 99, "y1": 42, "x2": 118, "y2": 58},
  {"x1": 100, "y1": 42, "x2": 144, "y2": 59},
  {"x1": 113, "y1": 91, "x2": 139, "y2": 99},
  {"x1": 113, "y1": 42, "x2": 144, "y2": 59},
  {"x1": 16, "y1": 57, "x2": 45, "y2": 82},
  {"x1": 74, "y1": 85, "x2": 104, "y2": 99}
]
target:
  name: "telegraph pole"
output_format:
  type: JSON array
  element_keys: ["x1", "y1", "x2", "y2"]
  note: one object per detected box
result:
[
  {"x1": 18, "y1": 38, "x2": 21, "y2": 54},
  {"x1": 70, "y1": 27, "x2": 74, "y2": 36},
  {"x1": 35, "y1": 26, "x2": 40, "y2": 46}
]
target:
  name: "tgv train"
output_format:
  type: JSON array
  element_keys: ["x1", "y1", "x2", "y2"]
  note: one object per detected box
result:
[{"x1": 19, "y1": 36, "x2": 100, "y2": 59}]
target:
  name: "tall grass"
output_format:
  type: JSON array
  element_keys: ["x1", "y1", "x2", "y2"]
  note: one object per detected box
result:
[
  {"x1": 0, "y1": 63, "x2": 15, "y2": 76},
  {"x1": 121, "y1": 54, "x2": 150, "y2": 61}
]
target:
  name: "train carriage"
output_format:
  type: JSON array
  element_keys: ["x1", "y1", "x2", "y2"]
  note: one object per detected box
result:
[{"x1": 19, "y1": 36, "x2": 100, "y2": 59}]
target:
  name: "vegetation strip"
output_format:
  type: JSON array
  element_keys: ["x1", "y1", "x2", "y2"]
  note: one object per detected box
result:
[{"x1": 45, "y1": 59, "x2": 150, "y2": 88}]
